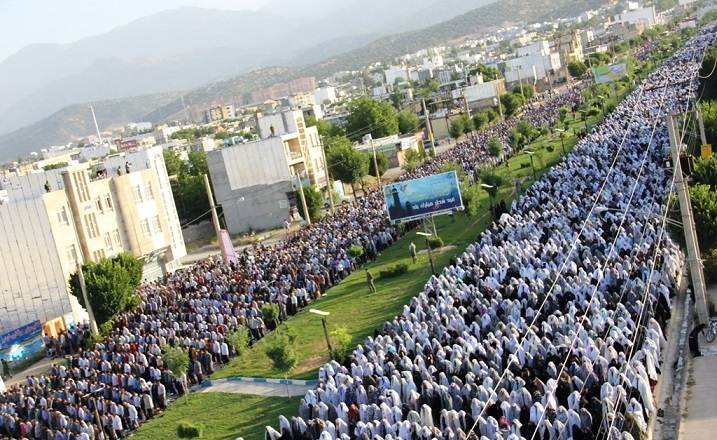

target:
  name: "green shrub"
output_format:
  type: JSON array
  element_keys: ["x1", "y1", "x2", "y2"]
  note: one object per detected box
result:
[
  {"x1": 705, "y1": 248, "x2": 717, "y2": 284},
  {"x1": 347, "y1": 244, "x2": 365, "y2": 258},
  {"x1": 587, "y1": 108, "x2": 601, "y2": 117},
  {"x1": 378, "y1": 264, "x2": 409, "y2": 278},
  {"x1": 427, "y1": 236, "x2": 444, "y2": 248},
  {"x1": 520, "y1": 162, "x2": 531, "y2": 169},
  {"x1": 329, "y1": 325, "x2": 353, "y2": 362},
  {"x1": 546, "y1": 145, "x2": 555, "y2": 153},
  {"x1": 178, "y1": 422, "x2": 204, "y2": 438}
]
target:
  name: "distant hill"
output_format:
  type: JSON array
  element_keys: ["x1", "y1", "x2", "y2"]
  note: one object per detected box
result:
[
  {"x1": 0, "y1": 0, "x2": 607, "y2": 160},
  {"x1": 0, "y1": 0, "x2": 491, "y2": 142}
]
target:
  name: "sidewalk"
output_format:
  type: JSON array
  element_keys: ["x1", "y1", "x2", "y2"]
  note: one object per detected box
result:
[
  {"x1": 200, "y1": 377, "x2": 314, "y2": 397},
  {"x1": 679, "y1": 285, "x2": 717, "y2": 440},
  {"x1": 3, "y1": 355, "x2": 56, "y2": 388}
]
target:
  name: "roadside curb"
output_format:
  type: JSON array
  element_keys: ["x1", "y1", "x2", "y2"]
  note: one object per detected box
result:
[{"x1": 201, "y1": 377, "x2": 318, "y2": 387}]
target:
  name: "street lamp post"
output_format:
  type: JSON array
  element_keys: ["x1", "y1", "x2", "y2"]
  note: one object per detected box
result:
[
  {"x1": 554, "y1": 129, "x2": 566, "y2": 155},
  {"x1": 416, "y1": 231, "x2": 435, "y2": 275},
  {"x1": 524, "y1": 150, "x2": 537, "y2": 181},
  {"x1": 309, "y1": 309, "x2": 333, "y2": 359},
  {"x1": 578, "y1": 110, "x2": 589, "y2": 132},
  {"x1": 596, "y1": 95, "x2": 606, "y2": 119},
  {"x1": 481, "y1": 183, "x2": 495, "y2": 220}
]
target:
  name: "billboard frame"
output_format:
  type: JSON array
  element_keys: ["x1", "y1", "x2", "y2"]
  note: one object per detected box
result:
[{"x1": 382, "y1": 171, "x2": 464, "y2": 225}]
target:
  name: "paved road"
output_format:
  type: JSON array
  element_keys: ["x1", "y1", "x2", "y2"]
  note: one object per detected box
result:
[
  {"x1": 679, "y1": 284, "x2": 717, "y2": 440},
  {"x1": 200, "y1": 379, "x2": 312, "y2": 398}
]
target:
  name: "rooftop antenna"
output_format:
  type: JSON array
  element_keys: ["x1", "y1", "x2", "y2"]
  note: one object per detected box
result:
[
  {"x1": 181, "y1": 95, "x2": 190, "y2": 124},
  {"x1": 89, "y1": 106, "x2": 104, "y2": 146}
]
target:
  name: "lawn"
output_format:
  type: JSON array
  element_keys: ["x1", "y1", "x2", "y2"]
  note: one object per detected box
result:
[
  {"x1": 212, "y1": 117, "x2": 580, "y2": 381},
  {"x1": 128, "y1": 393, "x2": 298, "y2": 440}
]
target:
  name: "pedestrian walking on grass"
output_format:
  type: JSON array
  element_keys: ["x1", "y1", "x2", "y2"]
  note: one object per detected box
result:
[
  {"x1": 365, "y1": 269, "x2": 376, "y2": 293},
  {"x1": 409, "y1": 242, "x2": 417, "y2": 263}
]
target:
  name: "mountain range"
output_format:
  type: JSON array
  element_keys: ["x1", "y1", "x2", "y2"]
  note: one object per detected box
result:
[{"x1": 0, "y1": 0, "x2": 605, "y2": 160}]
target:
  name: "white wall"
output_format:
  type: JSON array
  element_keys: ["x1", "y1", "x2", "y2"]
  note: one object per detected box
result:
[{"x1": 0, "y1": 197, "x2": 74, "y2": 331}]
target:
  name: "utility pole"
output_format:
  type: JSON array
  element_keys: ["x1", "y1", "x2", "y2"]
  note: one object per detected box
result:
[
  {"x1": 77, "y1": 264, "x2": 99, "y2": 336},
  {"x1": 295, "y1": 170, "x2": 311, "y2": 225},
  {"x1": 89, "y1": 106, "x2": 104, "y2": 147},
  {"x1": 493, "y1": 81, "x2": 504, "y2": 122},
  {"x1": 368, "y1": 134, "x2": 381, "y2": 187},
  {"x1": 203, "y1": 174, "x2": 221, "y2": 238},
  {"x1": 319, "y1": 137, "x2": 335, "y2": 214},
  {"x1": 421, "y1": 98, "x2": 437, "y2": 156},
  {"x1": 666, "y1": 112, "x2": 708, "y2": 325}
]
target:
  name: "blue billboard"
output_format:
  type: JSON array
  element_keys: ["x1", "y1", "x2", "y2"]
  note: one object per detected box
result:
[{"x1": 383, "y1": 171, "x2": 463, "y2": 224}]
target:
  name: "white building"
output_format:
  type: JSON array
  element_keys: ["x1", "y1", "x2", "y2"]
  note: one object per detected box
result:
[
  {"x1": 384, "y1": 66, "x2": 410, "y2": 84},
  {"x1": 0, "y1": 146, "x2": 185, "y2": 336},
  {"x1": 313, "y1": 87, "x2": 337, "y2": 106},
  {"x1": 208, "y1": 110, "x2": 326, "y2": 234},
  {"x1": 615, "y1": 6, "x2": 660, "y2": 27}
]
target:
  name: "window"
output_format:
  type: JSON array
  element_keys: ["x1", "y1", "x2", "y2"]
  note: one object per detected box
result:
[
  {"x1": 104, "y1": 232, "x2": 113, "y2": 249},
  {"x1": 133, "y1": 185, "x2": 143, "y2": 203},
  {"x1": 66, "y1": 245, "x2": 78, "y2": 266},
  {"x1": 56, "y1": 207, "x2": 69, "y2": 225},
  {"x1": 105, "y1": 194, "x2": 113, "y2": 211},
  {"x1": 112, "y1": 229, "x2": 122, "y2": 247},
  {"x1": 141, "y1": 219, "x2": 152, "y2": 237},
  {"x1": 84, "y1": 213, "x2": 99, "y2": 238},
  {"x1": 92, "y1": 250, "x2": 105, "y2": 261},
  {"x1": 144, "y1": 182, "x2": 154, "y2": 200},
  {"x1": 95, "y1": 197, "x2": 103, "y2": 213},
  {"x1": 151, "y1": 215, "x2": 161, "y2": 233}
]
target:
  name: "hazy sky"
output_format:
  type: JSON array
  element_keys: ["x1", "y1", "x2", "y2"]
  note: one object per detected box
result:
[{"x1": 0, "y1": 0, "x2": 271, "y2": 63}]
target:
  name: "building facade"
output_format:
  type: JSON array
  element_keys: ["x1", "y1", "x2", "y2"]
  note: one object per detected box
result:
[
  {"x1": 207, "y1": 110, "x2": 326, "y2": 234},
  {"x1": 0, "y1": 146, "x2": 185, "y2": 336}
]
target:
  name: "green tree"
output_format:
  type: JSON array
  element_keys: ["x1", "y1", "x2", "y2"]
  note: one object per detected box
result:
[
  {"x1": 690, "y1": 183, "x2": 717, "y2": 252},
  {"x1": 265, "y1": 327, "x2": 298, "y2": 398},
  {"x1": 458, "y1": 113, "x2": 474, "y2": 135},
  {"x1": 262, "y1": 303, "x2": 281, "y2": 331},
  {"x1": 449, "y1": 117, "x2": 465, "y2": 139},
  {"x1": 112, "y1": 252, "x2": 143, "y2": 286},
  {"x1": 468, "y1": 64, "x2": 501, "y2": 81},
  {"x1": 487, "y1": 137, "x2": 504, "y2": 158},
  {"x1": 439, "y1": 162, "x2": 466, "y2": 181},
  {"x1": 397, "y1": 110, "x2": 420, "y2": 134},
  {"x1": 568, "y1": 60, "x2": 588, "y2": 78},
  {"x1": 226, "y1": 326, "x2": 251, "y2": 357},
  {"x1": 513, "y1": 84, "x2": 534, "y2": 100},
  {"x1": 693, "y1": 157, "x2": 717, "y2": 188},
  {"x1": 472, "y1": 112, "x2": 489, "y2": 131},
  {"x1": 508, "y1": 129, "x2": 524, "y2": 150},
  {"x1": 294, "y1": 184, "x2": 323, "y2": 223},
  {"x1": 329, "y1": 326, "x2": 353, "y2": 362},
  {"x1": 500, "y1": 92, "x2": 525, "y2": 117},
  {"x1": 183, "y1": 150, "x2": 209, "y2": 176},
  {"x1": 69, "y1": 254, "x2": 142, "y2": 329},
  {"x1": 163, "y1": 346, "x2": 190, "y2": 403},
  {"x1": 558, "y1": 106, "x2": 571, "y2": 123},
  {"x1": 344, "y1": 96, "x2": 399, "y2": 141},
  {"x1": 477, "y1": 167, "x2": 505, "y2": 198},
  {"x1": 516, "y1": 119, "x2": 537, "y2": 143},
  {"x1": 163, "y1": 150, "x2": 183, "y2": 176},
  {"x1": 367, "y1": 151, "x2": 388, "y2": 179},
  {"x1": 700, "y1": 100, "x2": 717, "y2": 146},
  {"x1": 326, "y1": 138, "x2": 369, "y2": 197}
]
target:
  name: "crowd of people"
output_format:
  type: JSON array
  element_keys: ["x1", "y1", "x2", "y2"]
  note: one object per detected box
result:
[
  {"x1": 0, "y1": 19, "x2": 713, "y2": 440},
  {"x1": 265, "y1": 21, "x2": 717, "y2": 440}
]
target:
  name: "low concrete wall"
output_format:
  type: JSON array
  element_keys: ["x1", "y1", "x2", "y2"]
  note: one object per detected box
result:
[{"x1": 181, "y1": 221, "x2": 214, "y2": 243}]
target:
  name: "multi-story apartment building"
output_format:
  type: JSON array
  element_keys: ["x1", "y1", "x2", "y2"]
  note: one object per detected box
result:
[
  {"x1": 207, "y1": 110, "x2": 326, "y2": 234},
  {"x1": 0, "y1": 146, "x2": 185, "y2": 336}
]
